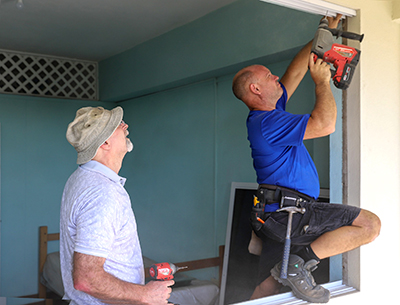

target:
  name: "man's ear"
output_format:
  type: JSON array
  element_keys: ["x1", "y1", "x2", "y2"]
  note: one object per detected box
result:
[
  {"x1": 99, "y1": 141, "x2": 111, "y2": 151},
  {"x1": 249, "y1": 83, "x2": 261, "y2": 95}
]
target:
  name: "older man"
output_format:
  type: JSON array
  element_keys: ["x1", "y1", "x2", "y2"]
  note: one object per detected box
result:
[
  {"x1": 60, "y1": 106, "x2": 173, "y2": 305},
  {"x1": 232, "y1": 15, "x2": 380, "y2": 303}
]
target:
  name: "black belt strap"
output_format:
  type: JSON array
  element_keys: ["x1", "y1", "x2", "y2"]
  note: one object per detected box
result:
[{"x1": 259, "y1": 184, "x2": 314, "y2": 206}]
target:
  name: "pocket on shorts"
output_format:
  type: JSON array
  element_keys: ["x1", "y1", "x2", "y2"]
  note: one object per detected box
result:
[
  {"x1": 304, "y1": 205, "x2": 324, "y2": 235},
  {"x1": 259, "y1": 215, "x2": 287, "y2": 243},
  {"x1": 305, "y1": 203, "x2": 353, "y2": 236}
]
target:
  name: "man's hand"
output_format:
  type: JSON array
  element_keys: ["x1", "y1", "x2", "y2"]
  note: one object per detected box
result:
[
  {"x1": 308, "y1": 54, "x2": 332, "y2": 86},
  {"x1": 304, "y1": 53, "x2": 336, "y2": 140},
  {"x1": 143, "y1": 280, "x2": 174, "y2": 305},
  {"x1": 326, "y1": 13, "x2": 342, "y2": 29},
  {"x1": 73, "y1": 252, "x2": 174, "y2": 304},
  {"x1": 280, "y1": 13, "x2": 342, "y2": 101}
]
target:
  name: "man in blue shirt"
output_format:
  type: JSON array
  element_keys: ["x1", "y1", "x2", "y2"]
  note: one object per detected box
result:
[{"x1": 232, "y1": 15, "x2": 380, "y2": 303}]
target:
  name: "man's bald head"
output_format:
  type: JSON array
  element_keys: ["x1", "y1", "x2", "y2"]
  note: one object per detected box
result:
[{"x1": 232, "y1": 65, "x2": 260, "y2": 101}]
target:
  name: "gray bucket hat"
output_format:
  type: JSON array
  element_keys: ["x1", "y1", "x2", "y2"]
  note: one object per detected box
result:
[{"x1": 66, "y1": 106, "x2": 123, "y2": 164}]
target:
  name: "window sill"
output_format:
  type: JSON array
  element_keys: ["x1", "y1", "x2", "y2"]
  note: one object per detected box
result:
[{"x1": 234, "y1": 281, "x2": 357, "y2": 305}]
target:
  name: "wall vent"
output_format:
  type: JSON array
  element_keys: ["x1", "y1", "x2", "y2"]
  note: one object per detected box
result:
[{"x1": 0, "y1": 49, "x2": 98, "y2": 100}]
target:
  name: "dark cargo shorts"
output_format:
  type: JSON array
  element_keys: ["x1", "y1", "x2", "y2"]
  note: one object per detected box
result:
[{"x1": 256, "y1": 201, "x2": 361, "y2": 282}]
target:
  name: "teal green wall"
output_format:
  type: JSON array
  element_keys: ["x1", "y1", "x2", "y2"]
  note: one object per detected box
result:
[
  {"x1": 0, "y1": 95, "x2": 113, "y2": 295},
  {"x1": 118, "y1": 77, "x2": 256, "y2": 266},
  {"x1": 0, "y1": 0, "x2": 329, "y2": 296},
  {"x1": 99, "y1": 0, "x2": 320, "y2": 101}
]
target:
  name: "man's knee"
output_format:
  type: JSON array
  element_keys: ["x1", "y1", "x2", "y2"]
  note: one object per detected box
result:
[
  {"x1": 369, "y1": 211, "x2": 381, "y2": 242},
  {"x1": 354, "y1": 209, "x2": 381, "y2": 242}
]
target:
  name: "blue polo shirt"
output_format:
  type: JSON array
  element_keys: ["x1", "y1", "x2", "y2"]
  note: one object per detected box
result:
[{"x1": 246, "y1": 84, "x2": 320, "y2": 199}]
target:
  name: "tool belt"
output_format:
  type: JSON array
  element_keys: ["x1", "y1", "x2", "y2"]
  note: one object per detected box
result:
[{"x1": 250, "y1": 184, "x2": 314, "y2": 239}]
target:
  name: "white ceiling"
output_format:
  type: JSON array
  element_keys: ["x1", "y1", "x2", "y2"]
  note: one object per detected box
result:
[{"x1": 0, "y1": 0, "x2": 238, "y2": 62}]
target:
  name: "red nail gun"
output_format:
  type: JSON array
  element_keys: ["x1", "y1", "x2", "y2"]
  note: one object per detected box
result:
[{"x1": 311, "y1": 17, "x2": 364, "y2": 90}]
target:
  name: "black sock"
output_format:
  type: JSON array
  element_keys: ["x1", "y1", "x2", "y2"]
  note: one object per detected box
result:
[{"x1": 295, "y1": 245, "x2": 320, "y2": 263}]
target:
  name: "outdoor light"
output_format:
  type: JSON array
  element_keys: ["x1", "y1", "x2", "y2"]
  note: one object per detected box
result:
[{"x1": 16, "y1": 0, "x2": 24, "y2": 9}]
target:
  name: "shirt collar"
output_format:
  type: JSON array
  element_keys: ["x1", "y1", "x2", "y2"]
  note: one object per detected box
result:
[{"x1": 80, "y1": 160, "x2": 127, "y2": 186}]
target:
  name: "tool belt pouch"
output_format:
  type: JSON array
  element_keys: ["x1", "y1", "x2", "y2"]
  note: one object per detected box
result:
[
  {"x1": 250, "y1": 185, "x2": 314, "y2": 242},
  {"x1": 250, "y1": 187, "x2": 277, "y2": 239},
  {"x1": 250, "y1": 208, "x2": 264, "y2": 233},
  {"x1": 250, "y1": 210, "x2": 276, "y2": 242}
]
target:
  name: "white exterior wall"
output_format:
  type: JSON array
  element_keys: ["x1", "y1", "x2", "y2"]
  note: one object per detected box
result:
[{"x1": 329, "y1": 0, "x2": 400, "y2": 304}]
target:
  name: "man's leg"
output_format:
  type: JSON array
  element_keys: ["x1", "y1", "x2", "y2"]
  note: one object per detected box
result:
[
  {"x1": 269, "y1": 208, "x2": 380, "y2": 303},
  {"x1": 310, "y1": 209, "x2": 381, "y2": 259},
  {"x1": 250, "y1": 206, "x2": 381, "y2": 301},
  {"x1": 250, "y1": 236, "x2": 284, "y2": 300},
  {"x1": 256, "y1": 207, "x2": 380, "y2": 302},
  {"x1": 267, "y1": 209, "x2": 381, "y2": 303},
  {"x1": 250, "y1": 276, "x2": 281, "y2": 300}
]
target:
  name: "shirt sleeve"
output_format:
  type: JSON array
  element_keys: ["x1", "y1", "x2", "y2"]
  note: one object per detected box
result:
[
  {"x1": 261, "y1": 111, "x2": 310, "y2": 147},
  {"x1": 275, "y1": 82, "x2": 288, "y2": 111},
  {"x1": 73, "y1": 185, "x2": 119, "y2": 258}
]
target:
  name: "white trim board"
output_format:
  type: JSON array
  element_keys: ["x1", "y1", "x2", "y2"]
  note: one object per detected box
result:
[{"x1": 260, "y1": 0, "x2": 356, "y2": 17}]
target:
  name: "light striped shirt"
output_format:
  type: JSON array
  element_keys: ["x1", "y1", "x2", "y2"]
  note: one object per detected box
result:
[{"x1": 60, "y1": 160, "x2": 144, "y2": 304}]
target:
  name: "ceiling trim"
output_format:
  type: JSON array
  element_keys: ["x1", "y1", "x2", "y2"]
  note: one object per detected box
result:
[{"x1": 260, "y1": 0, "x2": 357, "y2": 17}]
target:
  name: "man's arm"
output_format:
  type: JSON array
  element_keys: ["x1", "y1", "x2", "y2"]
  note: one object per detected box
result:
[
  {"x1": 280, "y1": 40, "x2": 313, "y2": 100},
  {"x1": 303, "y1": 54, "x2": 336, "y2": 140},
  {"x1": 280, "y1": 14, "x2": 342, "y2": 100},
  {"x1": 73, "y1": 252, "x2": 173, "y2": 305}
]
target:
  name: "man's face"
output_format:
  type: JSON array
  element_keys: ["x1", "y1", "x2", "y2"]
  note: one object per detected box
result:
[
  {"x1": 120, "y1": 120, "x2": 134, "y2": 153},
  {"x1": 253, "y1": 66, "x2": 283, "y2": 102},
  {"x1": 107, "y1": 120, "x2": 134, "y2": 156}
]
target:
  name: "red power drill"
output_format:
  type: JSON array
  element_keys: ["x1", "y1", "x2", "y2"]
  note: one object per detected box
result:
[
  {"x1": 149, "y1": 262, "x2": 188, "y2": 281},
  {"x1": 311, "y1": 17, "x2": 364, "y2": 90}
]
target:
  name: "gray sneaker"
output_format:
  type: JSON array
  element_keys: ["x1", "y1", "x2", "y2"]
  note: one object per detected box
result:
[{"x1": 271, "y1": 254, "x2": 330, "y2": 303}]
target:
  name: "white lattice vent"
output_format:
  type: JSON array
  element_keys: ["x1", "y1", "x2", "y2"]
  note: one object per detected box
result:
[{"x1": 0, "y1": 49, "x2": 98, "y2": 100}]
